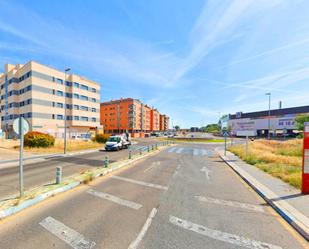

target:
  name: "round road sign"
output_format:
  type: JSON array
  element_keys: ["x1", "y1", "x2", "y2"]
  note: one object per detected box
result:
[{"x1": 13, "y1": 117, "x2": 29, "y2": 135}]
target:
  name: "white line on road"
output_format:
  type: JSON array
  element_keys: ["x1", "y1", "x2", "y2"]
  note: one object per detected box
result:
[
  {"x1": 195, "y1": 196, "x2": 264, "y2": 213},
  {"x1": 87, "y1": 189, "x2": 142, "y2": 210},
  {"x1": 200, "y1": 166, "x2": 211, "y2": 180},
  {"x1": 175, "y1": 148, "x2": 184, "y2": 154},
  {"x1": 39, "y1": 216, "x2": 96, "y2": 249},
  {"x1": 201, "y1": 149, "x2": 208, "y2": 156},
  {"x1": 169, "y1": 216, "x2": 282, "y2": 249},
  {"x1": 167, "y1": 147, "x2": 177, "y2": 153},
  {"x1": 128, "y1": 208, "x2": 158, "y2": 249},
  {"x1": 144, "y1": 161, "x2": 161, "y2": 173},
  {"x1": 110, "y1": 175, "x2": 168, "y2": 190}
]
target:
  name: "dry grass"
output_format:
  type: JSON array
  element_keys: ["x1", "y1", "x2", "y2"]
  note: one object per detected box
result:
[
  {"x1": 228, "y1": 139, "x2": 302, "y2": 189},
  {"x1": 24, "y1": 139, "x2": 103, "y2": 154}
]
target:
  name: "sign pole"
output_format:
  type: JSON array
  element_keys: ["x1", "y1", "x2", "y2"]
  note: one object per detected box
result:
[
  {"x1": 19, "y1": 117, "x2": 24, "y2": 197},
  {"x1": 224, "y1": 133, "x2": 227, "y2": 156},
  {"x1": 245, "y1": 135, "x2": 248, "y2": 156}
]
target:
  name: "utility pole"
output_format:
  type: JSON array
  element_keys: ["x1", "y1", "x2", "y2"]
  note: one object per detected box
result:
[
  {"x1": 64, "y1": 68, "x2": 71, "y2": 154},
  {"x1": 265, "y1": 93, "x2": 271, "y2": 140}
]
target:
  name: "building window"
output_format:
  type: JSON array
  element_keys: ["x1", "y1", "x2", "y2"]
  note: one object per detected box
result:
[
  {"x1": 57, "y1": 103, "x2": 63, "y2": 108},
  {"x1": 81, "y1": 116, "x2": 88, "y2": 122},
  {"x1": 56, "y1": 90, "x2": 63, "y2": 96},
  {"x1": 74, "y1": 82, "x2": 79, "y2": 88},
  {"x1": 91, "y1": 108, "x2": 96, "y2": 112},
  {"x1": 80, "y1": 95, "x2": 88, "y2": 101},
  {"x1": 91, "y1": 88, "x2": 96, "y2": 93},
  {"x1": 81, "y1": 84, "x2": 88, "y2": 91},
  {"x1": 73, "y1": 105, "x2": 79, "y2": 110},
  {"x1": 92, "y1": 117, "x2": 96, "y2": 122},
  {"x1": 73, "y1": 93, "x2": 79, "y2": 99},
  {"x1": 91, "y1": 98, "x2": 96, "y2": 103},
  {"x1": 74, "y1": 116, "x2": 79, "y2": 120},
  {"x1": 81, "y1": 106, "x2": 88, "y2": 111},
  {"x1": 65, "y1": 81, "x2": 72, "y2": 87},
  {"x1": 57, "y1": 115, "x2": 63, "y2": 120},
  {"x1": 56, "y1": 78, "x2": 63, "y2": 84},
  {"x1": 65, "y1": 93, "x2": 72, "y2": 98}
]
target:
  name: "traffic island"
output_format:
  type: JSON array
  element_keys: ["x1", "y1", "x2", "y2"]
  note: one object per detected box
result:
[{"x1": 0, "y1": 143, "x2": 174, "y2": 220}]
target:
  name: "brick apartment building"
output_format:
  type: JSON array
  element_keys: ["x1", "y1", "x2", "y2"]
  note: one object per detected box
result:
[
  {"x1": 0, "y1": 61, "x2": 101, "y2": 138},
  {"x1": 100, "y1": 98, "x2": 169, "y2": 135},
  {"x1": 160, "y1": 114, "x2": 170, "y2": 131}
]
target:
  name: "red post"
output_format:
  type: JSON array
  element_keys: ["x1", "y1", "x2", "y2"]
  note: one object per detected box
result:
[{"x1": 302, "y1": 122, "x2": 309, "y2": 194}]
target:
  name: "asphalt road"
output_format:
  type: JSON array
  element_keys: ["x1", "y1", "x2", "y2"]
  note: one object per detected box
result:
[
  {"x1": 0, "y1": 138, "x2": 159, "y2": 201},
  {"x1": 0, "y1": 143, "x2": 305, "y2": 249}
]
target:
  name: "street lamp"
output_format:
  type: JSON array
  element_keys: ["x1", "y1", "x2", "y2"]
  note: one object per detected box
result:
[
  {"x1": 265, "y1": 92, "x2": 271, "y2": 140},
  {"x1": 64, "y1": 68, "x2": 71, "y2": 154}
]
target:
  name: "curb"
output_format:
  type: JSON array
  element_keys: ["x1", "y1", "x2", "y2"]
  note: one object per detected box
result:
[
  {"x1": 216, "y1": 149, "x2": 309, "y2": 242},
  {"x1": 0, "y1": 145, "x2": 172, "y2": 220}
]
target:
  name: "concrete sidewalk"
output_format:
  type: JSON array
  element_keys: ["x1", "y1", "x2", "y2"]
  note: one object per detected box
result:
[{"x1": 216, "y1": 149, "x2": 309, "y2": 241}]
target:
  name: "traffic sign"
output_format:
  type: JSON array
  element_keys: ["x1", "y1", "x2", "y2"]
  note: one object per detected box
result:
[
  {"x1": 223, "y1": 131, "x2": 229, "y2": 137},
  {"x1": 13, "y1": 117, "x2": 29, "y2": 135}
]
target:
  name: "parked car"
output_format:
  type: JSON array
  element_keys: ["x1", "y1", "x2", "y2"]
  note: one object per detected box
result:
[{"x1": 105, "y1": 135, "x2": 130, "y2": 151}]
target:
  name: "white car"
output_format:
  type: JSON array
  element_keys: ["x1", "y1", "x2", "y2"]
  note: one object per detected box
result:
[{"x1": 105, "y1": 136, "x2": 130, "y2": 151}]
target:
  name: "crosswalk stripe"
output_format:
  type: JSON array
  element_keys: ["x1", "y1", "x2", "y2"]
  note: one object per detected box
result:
[
  {"x1": 175, "y1": 148, "x2": 184, "y2": 154},
  {"x1": 168, "y1": 147, "x2": 177, "y2": 153},
  {"x1": 193, "y1": 149, "x2": 199, "y2": 156},
  {"x1": 110, "y1": 175, "x2": 168, "y2": 190},
  {"x1": 169, "y1": 216, "x2": 282, "y2": 249},
  {"x1": 39, "y1": 216, "x2": 96, "y2": 249},
  {"x1": 87, "y1": 189, "x2": 142, "y2": 210}
]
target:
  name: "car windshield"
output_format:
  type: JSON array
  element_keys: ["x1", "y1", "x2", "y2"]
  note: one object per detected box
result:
[{"x1": 108, "y1": 137, "x2": 120, "y2": 142}]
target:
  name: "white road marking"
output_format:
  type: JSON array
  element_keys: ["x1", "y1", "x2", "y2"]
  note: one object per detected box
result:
[
  {"x1": 168, "y1": 147, "x2": 177, "y2": 153},
  {"x1": 195, "y1": 196, "x2": 264, "y2": 213},
  {"x1": 87, "y1": 189, "x2": 142, "y2": 210},
  {"x1": 39, "y1": 216, "x2": 96, "y2": 249},
  {"x1": 169, "y1": 216, "x2": 282, "y2": 249},
  {"x1": 110, "y1": 175, "x2": 168, "y2": 190},
  {"x1": 144, "y1": 161, "x2": 161, "y2": 173},
  {"x1": 175, "y1": 148, "x2": 184, "y2": 154},
  {"x1": 193, "y1": 149, "x2": 199, "y2": 156},
  {"x1": 200, "y1": 166, "x2": 211, "y2": 180},
  {"x1": 128, "y1": 208, "x2": 157, "y2": 249},
  {"x1": 201, "y1": 149, "x2": 208, "y2": 156}
]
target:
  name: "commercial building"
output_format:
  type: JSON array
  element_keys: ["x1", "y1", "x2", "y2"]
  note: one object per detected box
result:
[
  {"x1": 100, "y1": 98, "x2": 169, "y2": 135},
  {"x1": 0, "y1": 61, "x2": 101, "y2": 138},
  {"x1": 227, "y1": 105, "x2": 309, "y2": 137}
]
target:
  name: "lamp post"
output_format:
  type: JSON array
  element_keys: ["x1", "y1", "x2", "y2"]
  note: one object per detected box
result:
[
  {"x1": 265, "y1": 93, "x2": 271, "y2": 140},
  {"x1": 64, "y1": 68, "x2": 71, "y2": 154}
]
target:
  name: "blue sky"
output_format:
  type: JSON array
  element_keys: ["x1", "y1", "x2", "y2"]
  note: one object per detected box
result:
[{"x1": 0, "y1": 0, "x2": 309, "y2": 128}]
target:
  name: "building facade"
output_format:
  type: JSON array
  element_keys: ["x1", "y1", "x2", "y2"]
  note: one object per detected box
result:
[
  {"x1": 159, "y1": 114, "x2": 170, "y2": 131},
  {"x1": 0, "y1": 61, "x2": 101, "y2": 138},
  {"x1": 100, "y1": 98, "x2": 169, "y2": 134},
  {"x1": 227, "y1": 105, "x2": 309, "y2": 137}
]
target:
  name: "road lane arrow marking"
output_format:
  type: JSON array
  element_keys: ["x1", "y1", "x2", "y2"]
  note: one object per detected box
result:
[{"x1": 200, "y1": 166, "x2": 210, "y2": 180}]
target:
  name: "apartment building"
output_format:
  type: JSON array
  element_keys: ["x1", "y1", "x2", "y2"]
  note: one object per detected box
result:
[
  {"x1": 100, "y1": 98, "x2": 169, "y2": 135},
  {"x1": 160, "y1": 114, "x2": 170, "y2": 131},
  {"x1": 0, "y1": 61, "x2": 101, "y2": 138},
  {"x1": 150, "y1": 108, "x2": 160, "y2": 131}
]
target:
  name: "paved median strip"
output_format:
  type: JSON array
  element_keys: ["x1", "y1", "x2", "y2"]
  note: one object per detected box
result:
[
  {"x1": 39, "y1": 216, "x2": 96, "y2": 249},
  {"x1": 169, "y1": 216, "x2": 282, "y2": 249},
  {"x1": 87, "y1": 189, "x2": 142, "y2": 210},
  {"x1": 128, "y1": 208, "x2": 157, "y2": 249},
  {"x1": 110, "y1": 175, "x2": 168, "y2": 190},
  {"x1": 195, "y1": 196, "x2": 264, "y2": 213}
]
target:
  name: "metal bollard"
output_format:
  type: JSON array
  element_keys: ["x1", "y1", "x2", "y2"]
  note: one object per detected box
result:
[
  {"x1": 155, "y1": 143, "x2": 158, "y2": 150},
  {"x1": 56, "y1": 166, "x2": 62, "y2": 184},
  {"x1": 129, "y1": 150, "x2": 132, "y2": 159},
  {"x1": 140, "y1": 148, "x2": 142, "y2": 155},
  {"x1": 104, "y1": 156, "x2": 109, "y2": 168},
  {"x1": 148, "y1": 146, "x2": 150, "y2": 152},
  {"x1": 152, "y1": 145, "x2": 154, "y2": 150}
]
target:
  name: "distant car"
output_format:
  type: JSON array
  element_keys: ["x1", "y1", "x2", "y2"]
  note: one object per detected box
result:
[{"x1": 105, "y1": 135, "x2": 130, "y2": 151}]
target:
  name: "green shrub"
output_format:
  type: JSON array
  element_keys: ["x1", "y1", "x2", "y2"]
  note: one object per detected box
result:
[
  {"x1": 92, "y1": 134, "x2": 110, "y2": 143},
  {"x1": 24, "y1": 131, "x2": 55, "y2": 148}
]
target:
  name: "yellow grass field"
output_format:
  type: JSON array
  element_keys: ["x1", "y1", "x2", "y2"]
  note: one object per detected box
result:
[{"x1": 228, "y1": 139, "x2": 303, "y2": 189}]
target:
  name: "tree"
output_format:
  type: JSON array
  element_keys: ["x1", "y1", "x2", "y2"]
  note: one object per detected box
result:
[
  {"x1": 201, "y1": 124, "x2": 220, "y2": 133},
  {"x1": 295, "y1": 114, "x2": 309, "y2": 131},
  {"x1": 174, "y1": 125, "x2": 180, "y2": 131}
]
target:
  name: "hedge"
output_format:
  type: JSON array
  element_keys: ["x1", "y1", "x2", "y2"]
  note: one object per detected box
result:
[
  {"x1": 24, "y1": 131, "x2": 55, "y2": 148},
  {"x1": 92, "y1": 134, "x2": 110, "y2": 143}
]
